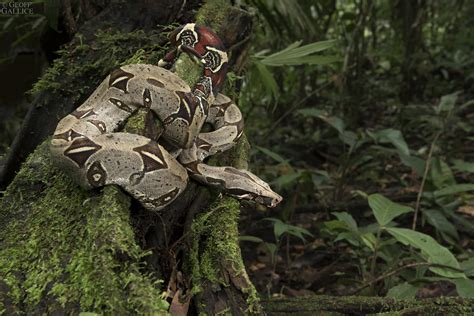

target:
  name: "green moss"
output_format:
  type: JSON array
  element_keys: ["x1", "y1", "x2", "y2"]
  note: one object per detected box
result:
[
  {"x1": 195, "y1": 0, "x2": 232, "y2": 31},
  {"x1": 123, "y1": 108, "x2": 149, "y2": 133},
  {"x1": 261, "y1": 295, "x2": 474, "y2": 315},
  {"x1": 0, "y1": 141, "x2": 169, "y2": 314},
  {"x1": 28, "y1": 29, "x2": 165, "y2": 100},
  {"x1": 188, "y1": 197, "x2": 243, "y2": 292}
]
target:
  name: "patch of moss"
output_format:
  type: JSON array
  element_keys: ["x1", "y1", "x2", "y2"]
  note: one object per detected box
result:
[
  {"x1": 195, "y1": 0, "x2": 232, "y2": 31},
  {"x1": 0, "y1": 141, "x2": 169, "y2": 314},
  {"x1": 28, "y1": 29, "x2": 165, "y2": 101},
  {"x1": 123, "y1": 108, "x2": 149, "y2": 134},
  {"x1": 189, "y1": 197, "x2": 242, "y2": 291},
  {"x1": 261, "y1": 295, "x2": 474, "y2": 315}
]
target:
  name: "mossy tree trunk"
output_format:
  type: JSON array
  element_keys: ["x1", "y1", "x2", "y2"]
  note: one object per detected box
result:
[
  {"x1": 262, "y1": 295, "x2": 474, "y2": 315},
  {"x1": 0, "y1": 0, "x2": 259, "y2": 314}
]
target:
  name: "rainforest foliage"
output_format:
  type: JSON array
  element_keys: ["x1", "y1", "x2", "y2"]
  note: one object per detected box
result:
[{"x1": 237, "y1": 0, "x2": 474, "y2": 299}]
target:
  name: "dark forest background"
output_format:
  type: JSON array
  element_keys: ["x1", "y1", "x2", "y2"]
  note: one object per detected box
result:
[{"x1": 0, "y1": 0, "x2": 473, "y2": 305}]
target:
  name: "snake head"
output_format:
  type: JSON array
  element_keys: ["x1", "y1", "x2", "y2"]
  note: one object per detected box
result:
[
  {"x1": 255, "y1": 191, "x2": 283, "y2": 208},
  {"x1": 160, "y1": 23, "x2": 229, "y2": 96},
  {"x1": 239, "y1": 190, "x2": 283, "y2": 208}
]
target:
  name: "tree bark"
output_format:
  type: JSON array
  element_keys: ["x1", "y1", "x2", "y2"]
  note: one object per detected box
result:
[
  {"x1": 394, "y1": 0, "x2": 427, "y2": 104},
  {"x1": 0, "y1": 0, "x2": 259, "y2": 314}
]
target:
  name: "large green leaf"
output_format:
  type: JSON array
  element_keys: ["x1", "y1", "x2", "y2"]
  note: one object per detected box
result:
[
  {"x1": 430, "y1": 158, "x2": 455, "y2": 189},
  {"x1": 296, "y1": 109, "x2": 345, "y2": 134},
  {"x1": 461, "y1": 257, "x2": 474, "y2": 277},
  {"x1": 265, "y1": 218, "x2": 313, "y2": 242},
  {"x1": 368, "y1": 194, "x2": 413, "y2": 226},
  {"x1": 239, "y1": 235, "x2": 264, "y2": 243},
  {"x1": 332, "y1": 212, "x2": 358, "y2": 231},
  {"x1": 434, "y1": 184, "x2": 474, "y2": 197},
  {"x1": 452, "y1": 159, "x2": 474, "y2": 173},
  {"x1": 386, "y1": 282, "x2": 418, "y2": 299},
  {"x1": 424, "y1": 209, "x2": 459, "y2": 241},
  {"x1": 265, "y1": 40, "x2": 337, "y2": 60},
  {"x1": 262, "y1": 55, "x2": 342, "y2": 66},
  {"x1": 255, "y1": 146, "x2": 288, "y2": 164},
  {"x1": 386, "y1": 227, "x2": 464, "y2": 278},
  {"x1": 399, "y1": 153, "x2": 425, "y2": 176},
  {"x1": 297, "y1": 108, "x2": 325, "y2": 117},
  {"x1": 436, "y1": 92, "x2": 459, "y2": 114},
  {"x1": 452, "y1": 278, "x2": 474, "y2": 298},
  {"x1": 254, "y1": 61, "x2": 279, "y2": 99},
  {"x1": 273, "y1": 172, "x2": 302, "y2": 188},
  {"x1": 373, "y1": 128, "x2": 410, "y2": 156},
  {"x1": 260, "y1": 39, "x2": 339, "y2": 67}
]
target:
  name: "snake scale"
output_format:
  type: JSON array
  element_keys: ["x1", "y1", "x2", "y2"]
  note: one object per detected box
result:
[{"x1": 50, "y1": 23, "x2": 283, "y2": 211}]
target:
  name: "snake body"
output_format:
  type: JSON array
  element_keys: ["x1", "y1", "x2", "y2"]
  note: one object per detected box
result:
[{"x1": 50, "y1": 24, "x2": 282, "y2": 211}]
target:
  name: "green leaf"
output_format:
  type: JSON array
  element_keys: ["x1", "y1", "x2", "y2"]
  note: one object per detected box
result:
[
  {"x1": 265, "y1": 242, "x2": 278, "y2": 263},
  {"x1": 3, "y1": 17, "x2": 14, "y2": 30},
  {"x1": 254, "y1": 61, "x2": 279, "y2": 99},
  {"x1": 273, "y1": 172, "x2": 302, "y2": 188},
  {"x1": 273, "y1": 219, "x2": 287, "y2": 239},
  {"x1": 375, "y1": 128, "x2": 410, "y2": 156},
  {"x1": 339, "y1": 130, "x2": 359, "y2": 148},
  {"x1": 239, "y1": 235, "x2": 264, "y2": 243},
  {"x1": 265, "y1": 218, "x2": 313, "y2": 242},
  {"x1": 452, "y1": 278, "x2": 474, "y2": 298},
  {"x1": 324, "y1": 220, "x2": 350, "y2": 231},
  {"x1": 334, "y1": 232, "x2": 360, "y2": 246},
  {"x1": 255, "y1": 146, "x2": 288, "y2": 164},
  {"x1": 360, "y1": 233, "x2": 377, "y2": 251},
  {"x1": 461, "y1": 257, "x2": 474, "y2": 277},
  {"x1": 386, "y1": 282, "x2": 418, "y2": 299},
  {"x1": 260, "y1": 40, "x2": 340, "y2": 66},
  {"x1": 297, "y1": 109, "x2": 345, "y2": 134},
  {"x1": 266, "y1": 40, "x2": 337, "y2": 60},
  {"x1": 297, "y1": 108, "x2": 325, "y2": 117},
  {"x1": 368, "y1": 194, "x2": 413, "y2": 226},
  {"x1": 423, "y1": 209, "x2": 459, "y2": 240},
  {"x1": 430, "y1": 158, "x2": 455, "y2": 189},
  {"x1": 320, "y1": 115, "x2": 345, "y2": 134},
  {"x1": 451, "y1": 159, "x2": 474, "y2": 173},
  {"x1": 436, "y1": 92, "x2": 459, "y2": 114},
  {"x1": 262, "y1": 55, "x2": 342, "y2": 66},
  {"x1": 332, "y1": 212, "x2": 358, "y2": 231},
  {"x1": 434, "y1": 184, "x2": 474, "y2": 197},
  {"x1": 386, "y1": 227, "x2": 464, "y2": 278},
  {"x1": 399, "y1": 153, "x2": 425, "y2": 175}
]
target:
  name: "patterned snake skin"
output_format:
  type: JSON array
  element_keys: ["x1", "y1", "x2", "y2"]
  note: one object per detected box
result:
[{"x1": 50, "y1": 24, "x2": 283, "y2": 211}]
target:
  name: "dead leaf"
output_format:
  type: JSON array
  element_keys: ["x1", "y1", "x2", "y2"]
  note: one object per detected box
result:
[
  {"x1": 457, "y1": 205, "x2": 474, "y2": 217},
  {"x1": 169, "y1": 289, "x2": 190, "y2": 316}
]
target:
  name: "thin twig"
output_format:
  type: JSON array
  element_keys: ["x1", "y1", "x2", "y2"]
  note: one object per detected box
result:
[
  {"x1": 350, "y1": 261, "x2": 464, "y2": 295},
  {"x1": 412, "y1": 130, "x2": 442, "y2": 230}
]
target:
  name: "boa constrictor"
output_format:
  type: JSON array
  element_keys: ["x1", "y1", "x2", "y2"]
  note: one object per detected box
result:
[{"x1": 50, "y1": 23, "x2": 282, "y2": 211}]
